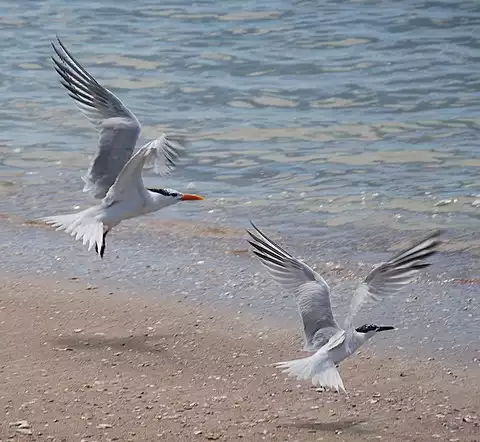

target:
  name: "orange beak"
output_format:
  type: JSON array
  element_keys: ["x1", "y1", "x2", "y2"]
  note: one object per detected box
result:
[{"x1": 181, "y1": 193, "x2": 205, "y2": 201}]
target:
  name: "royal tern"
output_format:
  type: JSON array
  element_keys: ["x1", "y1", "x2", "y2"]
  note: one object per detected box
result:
[
  {"x1": 247, "y1": 222, "x2": 442, "y2": 393},
  {"x1": 40, "y1": 37, "x2": 204, "y2": 258}
]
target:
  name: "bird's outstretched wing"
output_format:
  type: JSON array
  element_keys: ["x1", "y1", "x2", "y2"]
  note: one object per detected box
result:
[
  {"x1": 52, "y1": 36, "x2": 141, "y2": 199},
  {"x1": 103, "y1": 134, "x2": 186, "y2": 205},
  {"x1": 345, "y1": 231, "x2": 443, "y2": 330},
  {"x1": 247, "y1": 222, "x2": 340, "y2": 351}
]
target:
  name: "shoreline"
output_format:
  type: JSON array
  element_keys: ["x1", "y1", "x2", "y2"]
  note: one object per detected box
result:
[
  {"x1": 0, "y1": 212, "x2": 479, "y2": 362},
  {"x1": 1, "y1": 163, "x2": 480, "y2": 261},
  {"x1": 1, "y1": 273, "x2": 479, "y2": 441}
]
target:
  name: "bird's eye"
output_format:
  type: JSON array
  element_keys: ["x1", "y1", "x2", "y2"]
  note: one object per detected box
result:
[{"x1": 171, "y1": 192, "x2": 178, "y2": 197}]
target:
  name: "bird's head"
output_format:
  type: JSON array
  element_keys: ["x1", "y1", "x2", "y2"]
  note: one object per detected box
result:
[
  {"x1": 355, "y1": 324, "x2": 395, "y2": 339},
  {"x1": 148, "y1": 187, "x2": 204, "y2": 208}
]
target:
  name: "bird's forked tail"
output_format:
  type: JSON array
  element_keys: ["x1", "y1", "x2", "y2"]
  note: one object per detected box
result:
[
  {"x1": 275, "y1": 350, "x2": 346, "y2": 393},
  {"x1": 39, "y1": 206, "x2": 106, "y2": 257}
]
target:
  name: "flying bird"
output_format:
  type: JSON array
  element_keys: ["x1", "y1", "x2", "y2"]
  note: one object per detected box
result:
[
  {"x1": 40, "y1": 37, "x2": 204, "y2": 258},
  {"x1": 247, "y1": 222, "x2": 442, "y2": 393}
]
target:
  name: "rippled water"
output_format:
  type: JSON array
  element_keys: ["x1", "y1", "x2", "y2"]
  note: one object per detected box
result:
[{"x1": 0, "y1": 0, "x2": 479, "y2": 245}]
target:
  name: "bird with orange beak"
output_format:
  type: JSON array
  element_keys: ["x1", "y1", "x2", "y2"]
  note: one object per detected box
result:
[{"x1": 39, "y1": 37, "x2": 204, "y2": 258}]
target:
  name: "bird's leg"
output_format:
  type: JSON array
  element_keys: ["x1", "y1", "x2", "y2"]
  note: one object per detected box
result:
[
  {"x1": 100, "y1": 230, "x2": 108, "y2": 258},
  {"x1": 95, "y1": 230, "x2": 109, "y2": 259}
]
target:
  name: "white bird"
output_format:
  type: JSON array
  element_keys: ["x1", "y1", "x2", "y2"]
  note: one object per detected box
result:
[
  {"x1": 39, "y1": 37, "x2": 204, "y2": 258},
  {"x1": 247, "y1": 222, "x2": 442, "y2": 393}
]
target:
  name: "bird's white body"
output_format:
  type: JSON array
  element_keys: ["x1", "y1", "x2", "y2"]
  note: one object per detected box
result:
[
  {"x1": 49, "y1": 188, "x2": 177, "y2": 232},
  {"x1": 107, "y1": 192, "x2": 168, "y2": 225},
  {"x1": 40, "y1": 38, "x2": 204, "y2": 257},
  {"x1": 328, "y1": 330, "x2": 372, "y2": 364},
  {"x1": 276, "y1": 328, "x2": 374, "y2": 393},
  {"x1": 98, "y1": 188, "x2": 184, "y2": 229},
  {"x1": 247, "y1": 223, "x2": 441, "y2": 393}
]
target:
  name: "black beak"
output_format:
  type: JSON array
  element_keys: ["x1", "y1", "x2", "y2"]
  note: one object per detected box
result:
[{"x1": 377, "y1": 326, "x2": 395, "y2": 332}]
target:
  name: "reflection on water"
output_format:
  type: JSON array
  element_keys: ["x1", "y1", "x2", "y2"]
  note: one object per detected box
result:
[{"x1": 0, "y1": 0, "x2": 478, "y2": 247}]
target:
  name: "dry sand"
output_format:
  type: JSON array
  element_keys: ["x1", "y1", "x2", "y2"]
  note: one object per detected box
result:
[{"x1": 0, "y1": 274, "x2": 478, "y2": 442}]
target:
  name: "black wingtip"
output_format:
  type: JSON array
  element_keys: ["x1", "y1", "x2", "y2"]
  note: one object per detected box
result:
[
  {"x1": 245, "y1": 219, "x2": 257, "y2": 238},
  {"x1": 56, "y1": 35, "x2": 68, "y2": 52},
  {"x1": 426, "y1": 229, "x2": 445, "y2": 241},
  {"x1": 416, "y1": 231, "x2": 443, "y2": 257},
  {"x1": 411, "y1": 262, "x2": 431, "y2": 270},
  {"x1": 245, "y1": 221, "x2": 294, "y2": 261},
  {"x1": 246, "y1": 227, "x2": 267, "y2": 248},
  {"x1": 51, "y1": 34, "x2": 63, "y2": 51},
  {"x1": 246, "y1": 219, "x2": 263, "y2": 239},
  {"x1": 51, "y1": 41, "x2": 65, "y2": 66},
  {"x1": 248, "y1": 219, "x2": 259, "y2": 231}
]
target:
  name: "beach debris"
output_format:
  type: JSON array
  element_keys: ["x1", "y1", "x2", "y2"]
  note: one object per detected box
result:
[
  {"x1": 73, "y1": 328, "x2": 83, "y2": 333},
  {"x1": 20, "y1": 399, "x2": 37, "y2": 409},
  {"x1": 434, "y1": 198, "x2": 456, "y2": 207},
  {"x1": 162, "y1": 414, "x2": 181, "y2": 420},
  {"x1": 462, "y1": 415, "x2": 476, "y2": 423},
  {"x1": 9, "y1": 420, "x2": 33, "y2": 435},
  {"x1": 183, "y1": 402, "x2": 198, "y2": 410},
  {"x1": 9, "y1": 420, "x2": 30, "y2": 428},
  {"x1": 96, "y1": 423, "x2": 113, "y2": 429}
]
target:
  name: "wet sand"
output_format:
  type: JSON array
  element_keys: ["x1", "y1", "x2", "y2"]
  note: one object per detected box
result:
[{"x1": 1, "y1": 274, "x2": 479, "y2": 441}]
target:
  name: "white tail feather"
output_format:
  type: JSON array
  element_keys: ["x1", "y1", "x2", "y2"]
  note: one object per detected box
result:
[
  {"x1": 40, "y1": 207, "x2": 104, "y2": 255},
  {"x1": 275, "y1": 351, "x2": 346, "y2": 393}
]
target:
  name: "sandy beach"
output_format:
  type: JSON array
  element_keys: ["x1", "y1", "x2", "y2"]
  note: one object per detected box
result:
[
  {"x1": 1, "y1": 272, "x2": 478, "y2": 442},
  {"x1": 1, "y1": 1, "x2": 480, "y2": 440}
]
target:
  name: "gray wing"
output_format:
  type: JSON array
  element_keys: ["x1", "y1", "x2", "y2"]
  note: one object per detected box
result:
[
  {"x1": 345, "y1": 231, "x2": 443, "y2": 330},
  {"x1": 247, "y1": 222, "x2": 341, "y2": 351},
  {"x1": 52, "y1": 37, "x2": 141, "y2": 199},
  {"x1": 103, "y1": 135, "x2": 186, "y2": 205}
]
